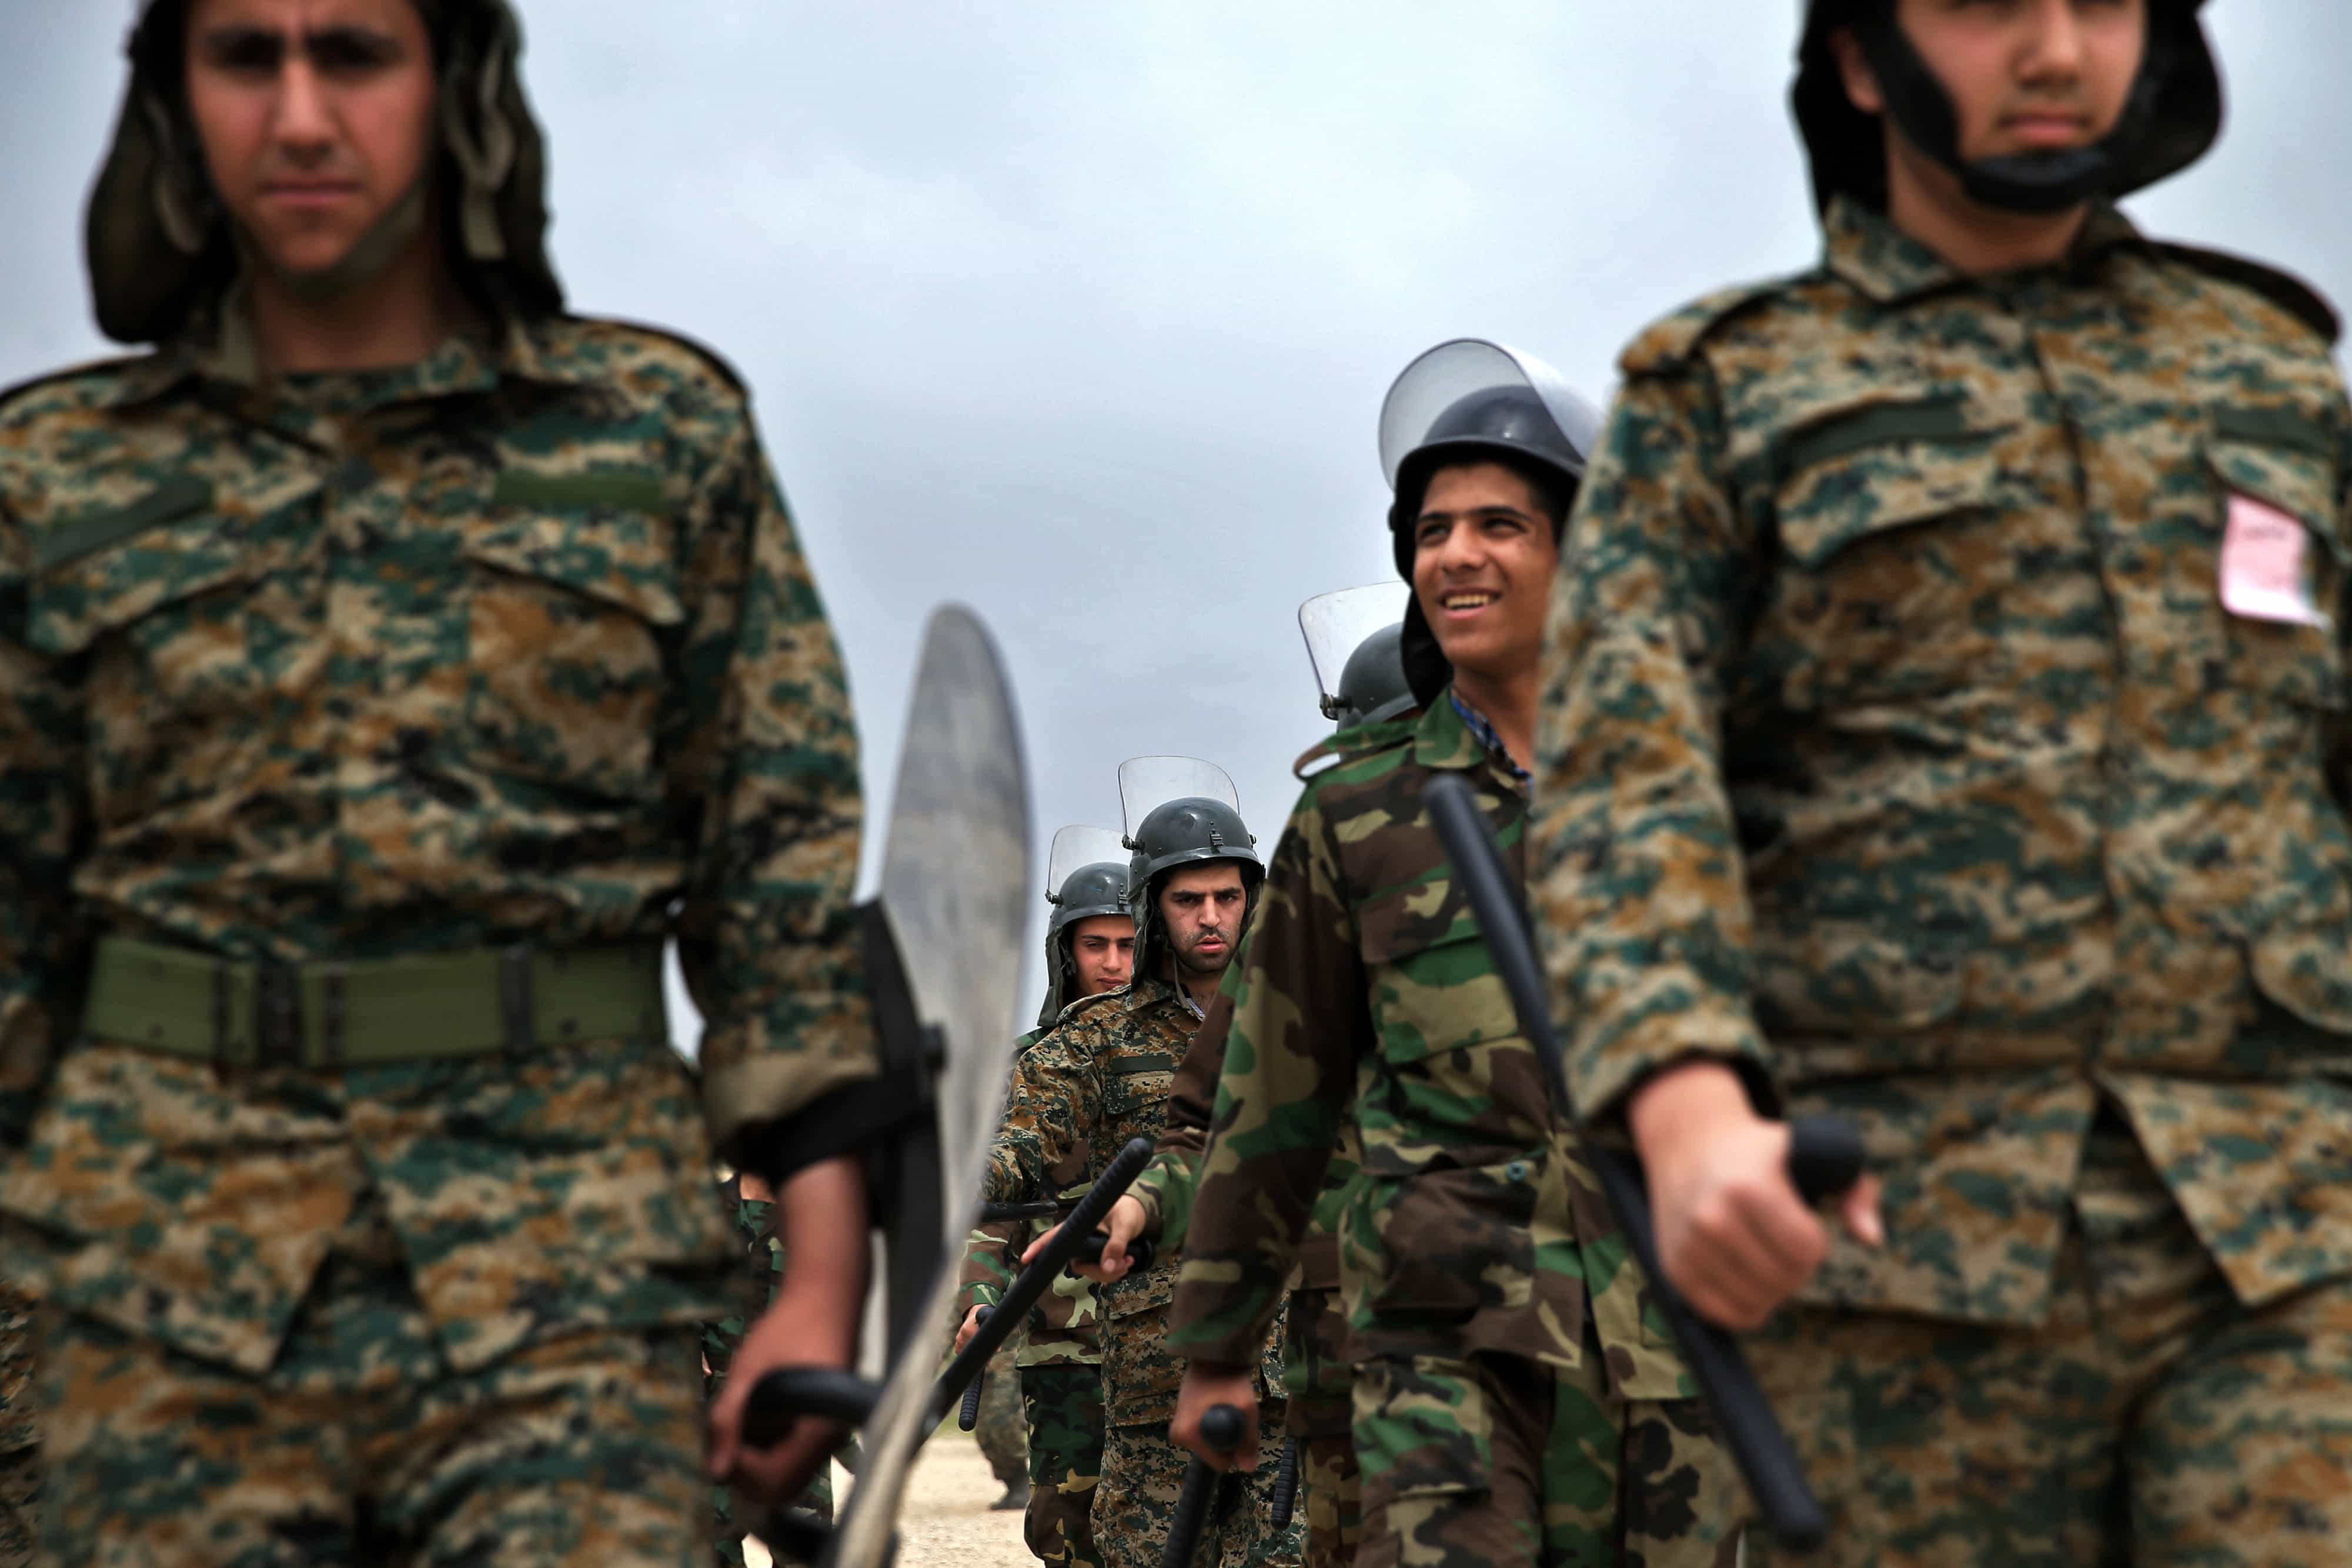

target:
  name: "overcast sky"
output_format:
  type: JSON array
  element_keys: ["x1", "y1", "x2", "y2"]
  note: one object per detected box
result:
[{"x1": 6, "y1": 4, "x2": 2351, "y2": 1048}]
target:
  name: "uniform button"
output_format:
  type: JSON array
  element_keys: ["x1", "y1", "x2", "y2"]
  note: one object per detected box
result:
[{"x1": 1505, "y1": 1160, "x2": 1528, "y2": 1183}]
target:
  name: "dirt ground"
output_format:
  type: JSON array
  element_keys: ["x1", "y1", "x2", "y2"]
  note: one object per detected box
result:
[{"x1": 745, "y1": 1431, "x2": 1030, "y2": 1568}]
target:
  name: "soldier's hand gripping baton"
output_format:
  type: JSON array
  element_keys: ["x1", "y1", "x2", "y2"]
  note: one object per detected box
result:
[
  {"x1": 957, "y1": 1309, "x2": 994, "y2": 1431},
  {"x1": 1163, "y1": 1404, "x2": 1246, "y2": 1568},
  {"x1": 1421, "y1": 772, "x2": 1863, "y2": 1552},
  {"x1": 927, "y1": 1135, "x2": 1158, "y2": 1425}
]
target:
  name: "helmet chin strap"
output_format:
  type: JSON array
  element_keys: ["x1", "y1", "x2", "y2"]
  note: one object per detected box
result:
[
  {"x1": 1854, "y1": 13, "x2": 2170, "y2": 217},
  {"x1": 240, "y1": 170, "x2": 436, "y2": 303}
]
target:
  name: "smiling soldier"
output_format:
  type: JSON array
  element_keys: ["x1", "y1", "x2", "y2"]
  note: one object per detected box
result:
[
  {"x1": 0, "y1": 1, "x2": 886, "y2": 1562},
  {"x1": 1165, "y1": 342, "x2": 1744, "y2": 1568}
]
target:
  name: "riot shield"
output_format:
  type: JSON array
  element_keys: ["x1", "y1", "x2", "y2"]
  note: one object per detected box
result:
[
  {"x1": 1117, "y1": 757, "x2": 1240, "y2": 837},
  {"x1": 750, "y1": 603, "x2": 1032, "y2": 1568},
  {"x1": 1298, "y1": 584, "x2": 1409, "y2": 720},
  {"x1": 1047, "y1": 825, "x2": 1127, "y2": 896}
]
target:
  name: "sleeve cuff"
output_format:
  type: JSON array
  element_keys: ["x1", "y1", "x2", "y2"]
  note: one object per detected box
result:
[{"x1": 732, "y1": 1074, "x2": 917, "y2": 1185}]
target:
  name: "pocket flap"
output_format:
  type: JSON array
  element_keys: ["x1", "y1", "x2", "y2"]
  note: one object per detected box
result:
[
  {"x1": 1773, "y1": 395, "x2": 2005, "y2": 569},
  {"x1": 465, "y1": 505, "x2": 685, "y2": 627},
  {"x1": 1752, "y1": 922, "x2": 1964, "y2": 1035},
  {"x1": 26, "y1": 483, "x2": 254, "y2": 656},
  {"x1": 2206, "y1": 427, "x2": 2346, "y2": 565}
]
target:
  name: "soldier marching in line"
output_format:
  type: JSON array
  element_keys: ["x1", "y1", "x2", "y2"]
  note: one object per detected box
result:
[
  {"x1": 0, "y1": 0, "x2": 891, "y2": 1559},
  {"x1": 990, "y1": 770, "x2": 1303, "y2": 1568},
  {"x1": 1164, "y1": 342, "x2": 1746, "y2": 1568},
  {"x1": 957, "y1": 835, "x2": 1139, "y2": 1566},
  {"x1": 1532, "y1": 1, "x2": 2352, "y2": 1562}
]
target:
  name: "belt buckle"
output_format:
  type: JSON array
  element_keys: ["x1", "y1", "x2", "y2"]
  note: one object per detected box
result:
[{"x1": 255, "y1": 961, "x2": 303, "y2": 1069}]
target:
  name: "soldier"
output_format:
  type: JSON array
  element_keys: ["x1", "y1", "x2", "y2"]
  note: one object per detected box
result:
[
  {"x1": 1165, "y1": 342, "x2": 1746, "y2": 1568},
  {"x1": 988, "y1": 767, "x2": 1301, "y2": 1568},
  {"x1": 1093, "y1": 599, "x2": 1413, "y2": 1568},
  {"x1": 0, "y1": 1, "x2": 887, "y2": 1560},
  {"x1": 957, "y1": 831, "x2": 1137, "y2": 1563},
  {"x1": 1528, "y1": 2, "x2": 2352, "y2": 1563}
]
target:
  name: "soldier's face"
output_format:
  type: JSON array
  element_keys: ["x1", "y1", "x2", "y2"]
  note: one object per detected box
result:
[
  {"x1": 1067, "y1": 915, "x2": 1135, "y2": 996},
  {"x1": 1844, "y1": 0, "x2": 2149, "y2": 165},
  {"x1": 1157, "y1": 866, "x2": 1248, "y2": 979},
  {"x1": 182, "y1": 0, "x2": 439, "y2": 278},
  {"x1": 1411, "y1": 461, "x2": 1561, "y2": 686}
]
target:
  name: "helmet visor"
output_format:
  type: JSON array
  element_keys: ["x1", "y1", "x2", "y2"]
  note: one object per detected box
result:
[
  {"x1": 1299, "y1": 584, "x2": 1410, "y2": 714},
  {"x1": 1118, "y1": 757, "x2": 1241, "y2": 840},
  {"x1": 1378, "y1": 339, "x2": 1604, "y2": 490},
  {"x1": 1047, "y1": 825, "x2": 1127, "y2": 899}
]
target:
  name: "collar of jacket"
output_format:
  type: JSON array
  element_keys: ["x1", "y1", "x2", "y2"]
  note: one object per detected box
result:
[
  {"x1": 1416, "y1": 681, "x2": 1527, "y2": 793},
  {"x1": 1819, "y1": 192, "x2": 2148, "y2": 309},
  {"x1": 89, "y1": 299, "x2": 598, "y2": 412}
]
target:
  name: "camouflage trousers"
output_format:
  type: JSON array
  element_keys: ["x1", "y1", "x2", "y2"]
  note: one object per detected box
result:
[
  {"x1": 1020, "y1": 1361, "x2": 1105, "y2": 1568},
  {"x1": 39, "y1": 1249, "x2": 709, "y2": 1567},
  {"x1": 1096, "y1": 1403, "x2": 1302, "y2": 1568},
  {"x1": 0, "y1": 1285, "x2": 35, "y2": 1568},
  {"x1": 1747, "y1": 1115, "x2": 2352, "y2": 1568},
  {"x1": 1299, "y1": 1432, "x2": 1361, "y2": 1568},
  {"x1": 974, "y1": 1345, "x2": 1030, "y2": 1491},
  {"x1": 1282, "y1": 1286, "x2": 1358, "y2": 1568},
  {"x1": 1351, "y1": 1346, "x2": 1742, "y2": 1568}
]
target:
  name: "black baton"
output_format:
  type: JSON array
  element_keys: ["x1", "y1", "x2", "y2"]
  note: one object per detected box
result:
[
  {"x1": 958, "y1": 1308, "x2": 994, "y2": 1431},
  {"x1": 1269, "y1": 1436, "x2": 1300, "y2": 1530},
  {"x1": 1163, "y1": 1403, "x2": 1246, "y2": 1568},
  {"x1": 1421, "y1": 772, "x2": 1862, "y2": 1552}
]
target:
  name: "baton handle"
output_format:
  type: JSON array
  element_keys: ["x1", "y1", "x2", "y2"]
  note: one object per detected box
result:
[
  {"x1": 931, "y1": 1136, "x2": 1158, "y2": 1425},
  {"x1": 958, "y1": 1308, "x2": 993, "y2": 1431},
  {"x1": 1269, "y1": 1435, "x2": 1300, "y2": 1529},
  {"x1": 978, "y1": 1200, "x2": 1064, "y2": 1223},
  {"x1": 1163, "y1": 1403, "x2": 1246, "y2": 1568},
  {"x1": 740, "y1": 1367, "x2": 884, "y2": 1450}
]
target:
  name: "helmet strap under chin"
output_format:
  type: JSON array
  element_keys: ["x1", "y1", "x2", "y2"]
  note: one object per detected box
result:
[{"x1": 1853, "y1": 12, "x2": 2167, "y2": 217}]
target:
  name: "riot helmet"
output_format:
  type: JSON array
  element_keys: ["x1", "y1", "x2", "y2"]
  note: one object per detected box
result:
[
  {"x1": 1117, "y1": 758, "x2": 1261, "y2": 984},
  {"x1": 1299, "y1": 584, "x2": 1415, "y2": 730},
  {"x1": 89, "y1": 0, "x2": 563, "y2": 345},
  {"x1": 1038, "y1": 825, "x2": 1133, "y2": 1026},
  {"x1": 1792, "y1": 0, "x2": 2221, "y2": 216},
  {"x1": 1378, "y1": 339, "x2": 1601, "y2": 706}
]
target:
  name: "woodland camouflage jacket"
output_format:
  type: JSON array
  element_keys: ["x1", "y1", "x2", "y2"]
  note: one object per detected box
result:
[
  {"x1": 1168, "y1": 694, "x2": 1691, "y2": 1399},
  {"x1": 0, "y1": 310, "x2": 870, "y2": 1372},
  {"x1": 1529, "y1": 195, "x2": 2352, "y2": 1325}
]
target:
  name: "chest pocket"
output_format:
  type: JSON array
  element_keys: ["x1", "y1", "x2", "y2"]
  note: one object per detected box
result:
[
  {"x1": 1758, "y1": 394, "x2": 2011, "y2": 712},
  {"x1": 1358, "y1": 884, "x2": 1519, "y2": 1068},
  {"x1": 26, "y1": 479, "x2": 255, "y2": 658},
  {"x1": 465, "y1": 469, "x2": 684, "y2": 800},
  {"x1": 2204, "y1": 411, "x2": 2347, "y2": 711},
  {"x1": 1099, "y1": 1055, "x2": 1174, "y2": 1146}
]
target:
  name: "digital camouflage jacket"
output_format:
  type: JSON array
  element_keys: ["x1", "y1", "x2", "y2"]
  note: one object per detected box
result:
[
  {"x1": 985, "y1": 974, "x2": 1281, "y2": 1425},
  {"x1": 958, "y1": 1027, "x2": 1102, "y2": 1369},
  {"x1": 1529, "y1": 194, "x2": 2352, "y2": 1326},
  {"x1": 0, "y1": 310, "x2": 870, "y2": 1373},
  {"x1": 1167, "y1": 694, "x2": 1689, "y2": 1399}
]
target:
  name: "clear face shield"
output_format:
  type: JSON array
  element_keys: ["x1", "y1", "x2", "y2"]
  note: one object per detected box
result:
[
  {"x1": 1047, "y1": 825, "x2": 1127, "y2": 902},
  {"x1": 1117, "y1": 757, "x2": 1242, "y2": 842},
  {"x1": 1299, "y1": 583, "x2": 1411, "y2": 720},
  {"x1": 1377, "y1": 339, "x2": 1603, "y2": 491}
]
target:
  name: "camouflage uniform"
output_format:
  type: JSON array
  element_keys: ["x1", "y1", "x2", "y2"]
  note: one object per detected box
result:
[
  {"x1": 1169, "y1": 694, "x2": 1743, "y2": 1568},
  {"x1": 707, "y1": 1178, "x2": 836, "y2": 1566},
  {"x1": 0, "y1": 1290, "x2": 28, "y2": 1568},
  {"x1": 0, "y1": 303, "x2": 871, "y2": 1565},
  {"x1": 1529, "y1": 192, "x2": 2352, "y2": 1564},
  {"x1": 986, "y1": 977, "x2": 1301, "y2": 1568},
  {"x1": 1129, "y1": 991, "x2": 1364, "y2": 1568},
  {"x1": 961, "y1": 1025, "x2": 1107, "y2": 1568}
]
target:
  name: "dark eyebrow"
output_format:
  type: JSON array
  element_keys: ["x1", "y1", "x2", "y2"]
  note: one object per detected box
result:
[{"x1": 192, "y1": 20, "x2": 408, "y2": 69}]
